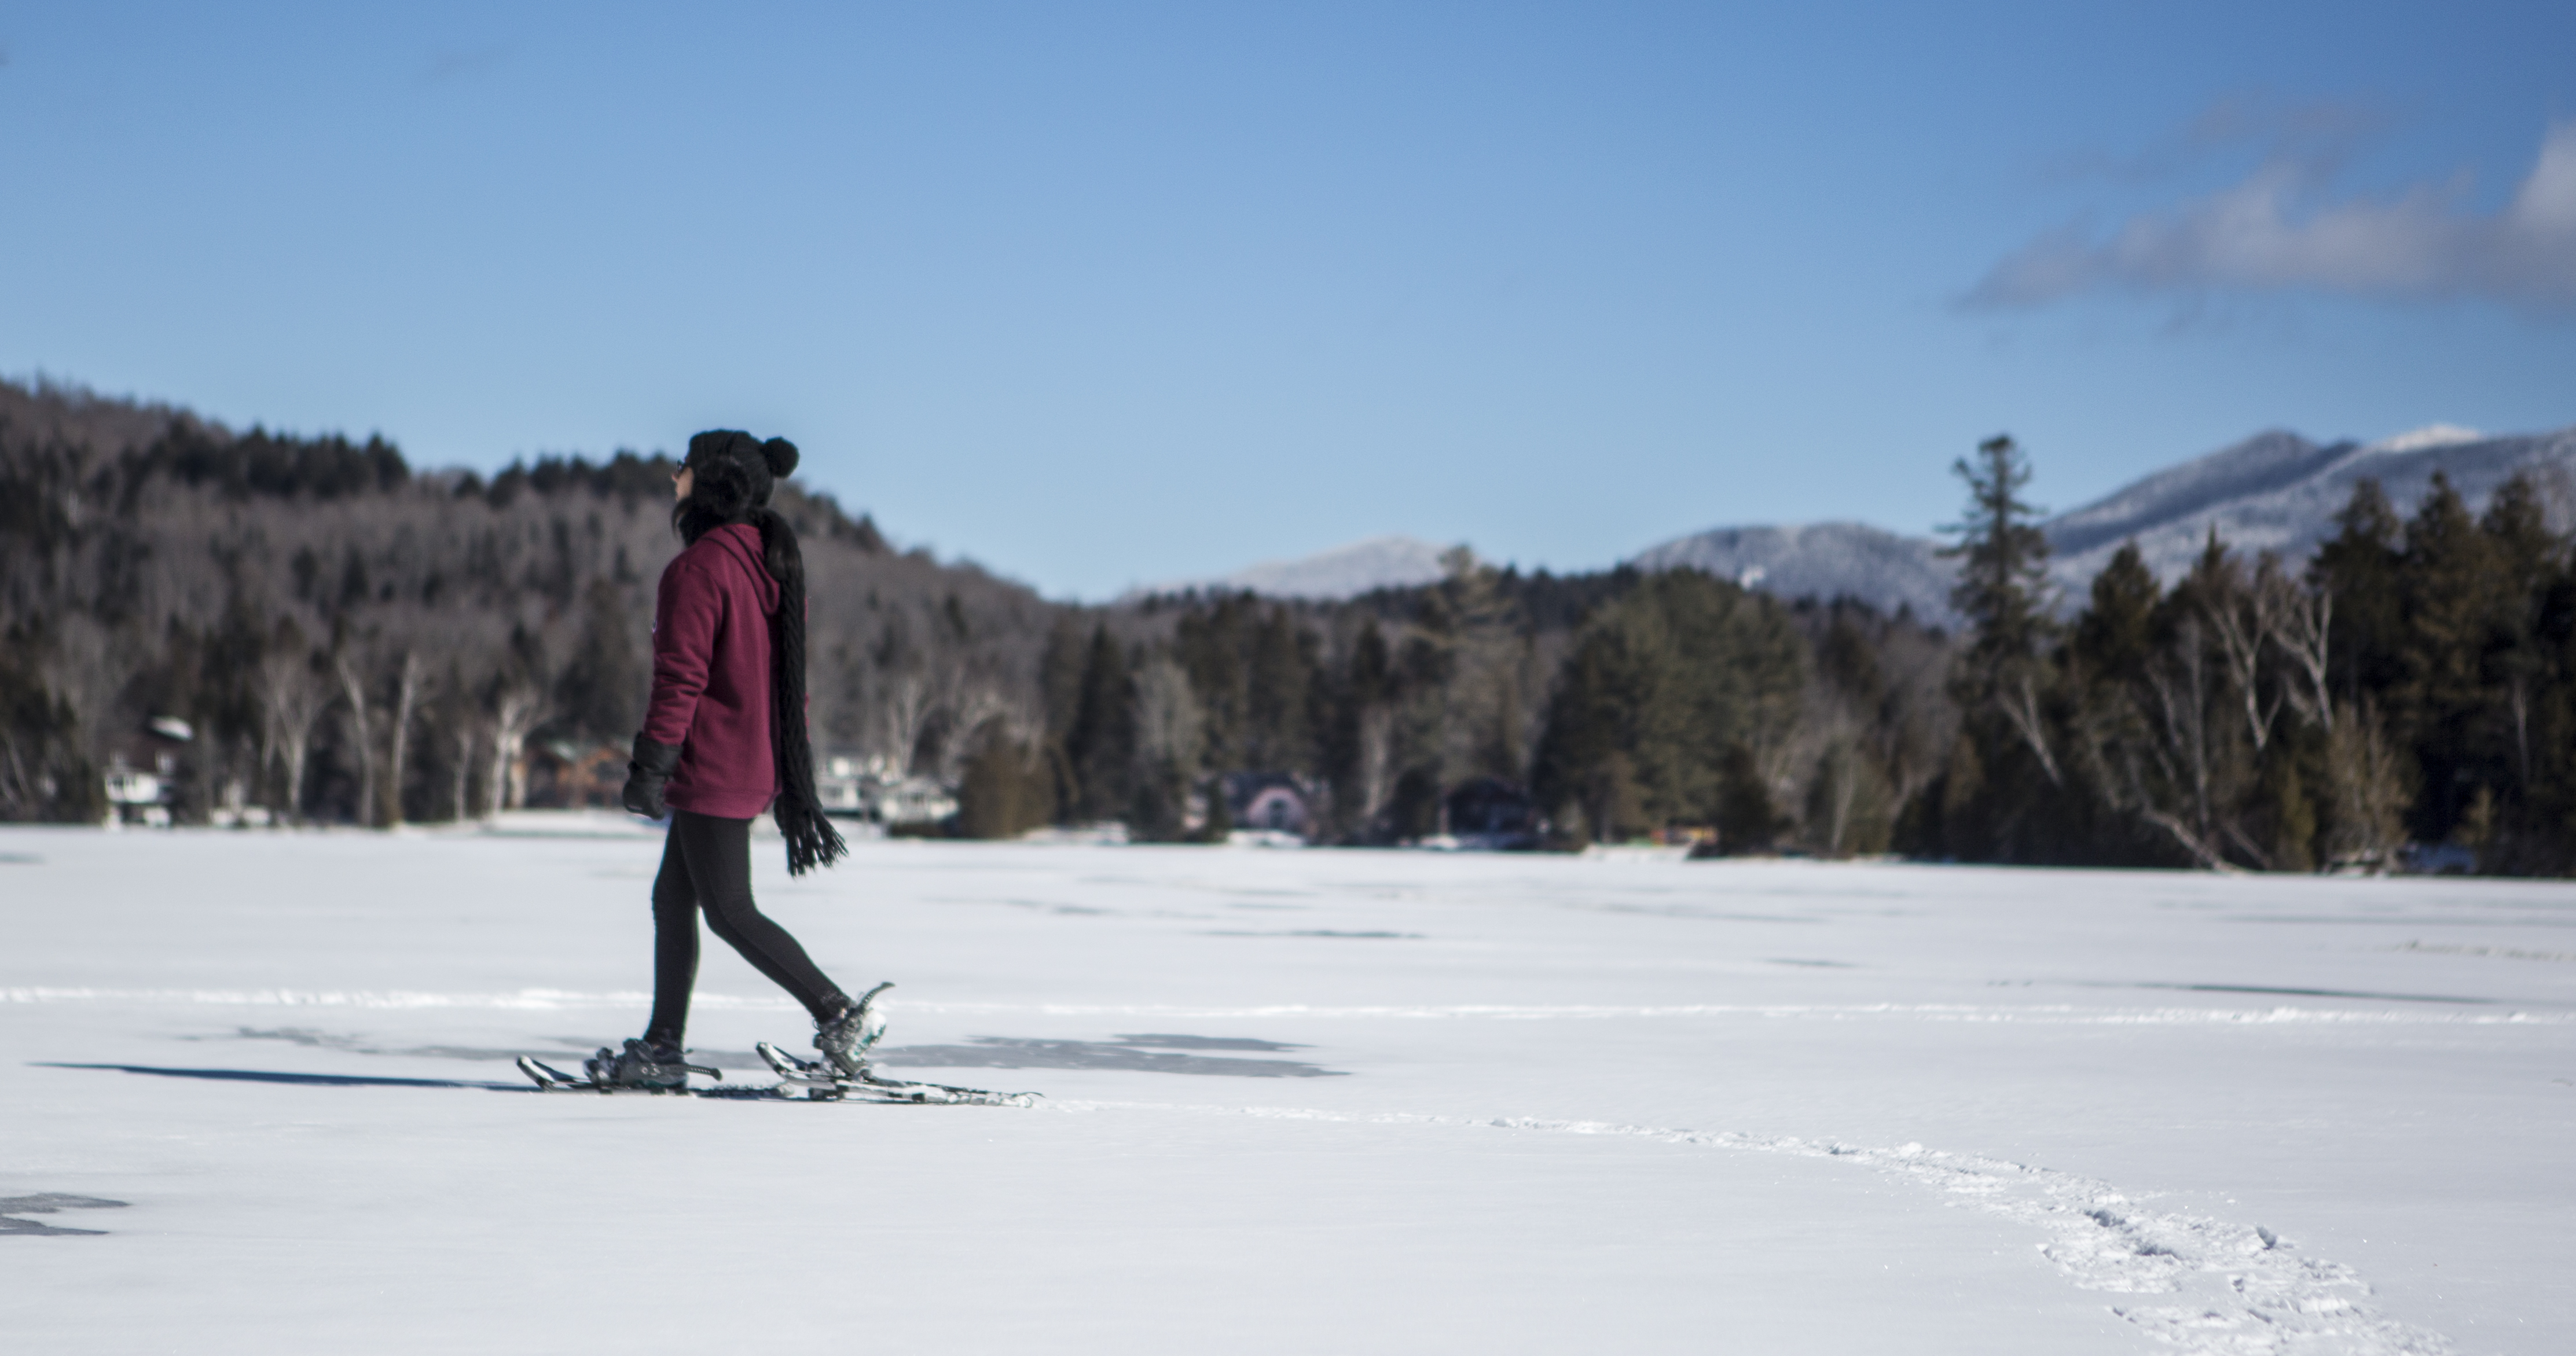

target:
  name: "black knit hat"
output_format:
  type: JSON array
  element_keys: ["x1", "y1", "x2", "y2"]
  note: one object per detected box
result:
[{"x1": 682, "y1": 430, "x2": 798, "y2": 511}]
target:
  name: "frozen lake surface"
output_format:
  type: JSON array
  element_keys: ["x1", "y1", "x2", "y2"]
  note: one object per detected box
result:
[{"x1": 4, "y1": 826, "x2": 2572, "y2": 1354}]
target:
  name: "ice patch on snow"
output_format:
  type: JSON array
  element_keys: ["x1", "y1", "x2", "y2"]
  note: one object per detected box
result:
[{"x1": 2392, "y1": 939, "x2": 2576, "y2": 963}]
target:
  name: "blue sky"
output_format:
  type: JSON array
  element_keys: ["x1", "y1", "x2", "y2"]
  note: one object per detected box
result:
[{"x1": 3, "y1": 2, "x2": 2571, "y2": 598}]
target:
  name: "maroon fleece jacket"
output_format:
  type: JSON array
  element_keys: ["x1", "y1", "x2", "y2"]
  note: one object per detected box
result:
[{"x1": 642, "y1": 523, "x2": 777, "y2": 818}]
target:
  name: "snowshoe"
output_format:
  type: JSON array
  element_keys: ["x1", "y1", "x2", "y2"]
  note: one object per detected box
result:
[{"x1": 756, "y1": 1040, "x2": 1039, "y2": 1107}]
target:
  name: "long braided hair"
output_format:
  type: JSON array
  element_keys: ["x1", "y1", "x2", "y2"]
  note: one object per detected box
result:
[{"x1": 674, "y1": 430, "x2": 847, "y2": 875}]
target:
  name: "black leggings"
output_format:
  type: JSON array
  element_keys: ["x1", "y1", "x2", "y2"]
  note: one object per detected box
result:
[{"x1": 645, "y1": 810, "x2": 847, "y2": 1046}]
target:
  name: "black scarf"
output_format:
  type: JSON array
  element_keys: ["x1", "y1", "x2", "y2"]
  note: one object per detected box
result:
[{"x1": 675, "y1": 431, "x2": 846, "y2": 875}]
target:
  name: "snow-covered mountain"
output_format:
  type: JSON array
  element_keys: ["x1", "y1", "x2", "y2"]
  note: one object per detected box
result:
[
  {"x1": 1629, "y1": 523, "x2": 1960, "y2": 623},
  {"x1": 1139, "y1": 534, "x2": 1459, "y2": 601},
  {"x1": 1632, "y1": 422, "x2": 2576, "y2": 623},
  {"x1": 1153, "y1": 422, "x2": 2575, "y2": 618},
  {"x1": 2046, "y1": 424, "x2": 2573, "y2": 587}
]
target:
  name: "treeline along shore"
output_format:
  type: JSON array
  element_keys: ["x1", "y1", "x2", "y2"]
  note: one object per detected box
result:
[{"x1": 2, "y1": 377, "x2": 2570, "y2": 874}]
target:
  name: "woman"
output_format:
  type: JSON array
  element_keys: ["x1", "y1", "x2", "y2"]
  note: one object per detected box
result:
[{"x1": 588, "y1": 429, "x2": 877, "y2": 1090}]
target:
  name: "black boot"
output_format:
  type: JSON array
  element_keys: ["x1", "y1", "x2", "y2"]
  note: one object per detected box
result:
[
  {"x1": 816, "y1": 982, "x2": 893, "y2": 1078},
  {"x1": 585, "y1": 1037, "x2": 699, "y2": 1090}
]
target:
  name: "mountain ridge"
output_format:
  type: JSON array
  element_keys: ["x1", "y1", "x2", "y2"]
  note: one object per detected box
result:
[
  {"x1": 1164, "y1": 422, "x2": 2576, "y2": 622},
  {"x1": 1134, "y1": 534, "x2": 1459, "y2": 601},
  {"x1": 1641, "y1": 422, "x2": 2576, "y2": 623}
]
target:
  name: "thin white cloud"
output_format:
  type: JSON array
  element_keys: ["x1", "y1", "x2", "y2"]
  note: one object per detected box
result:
[
  {"x1": 2038, "y1": 94, "x2": 2384, "y2": 186},
  {"x1": 420, "y1": 46, "x2": 507, "y2": 87},
  {"x1": 1970, "y1": 121, "x2": 2576, "y2": 313}
]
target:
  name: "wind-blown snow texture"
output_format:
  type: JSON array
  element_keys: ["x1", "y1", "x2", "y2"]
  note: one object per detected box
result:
[
  {"x1": 5, "y1": 829, "x2": 2571, "y2": 1354},
  {"x1": 1635, "y1": 423, "x2": 2576, "y2": 620}
]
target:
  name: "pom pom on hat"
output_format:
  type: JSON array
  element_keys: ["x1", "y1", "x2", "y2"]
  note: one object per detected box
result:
[{"x1": 762, "y1": 438, "x2": 799, "y2": 479}]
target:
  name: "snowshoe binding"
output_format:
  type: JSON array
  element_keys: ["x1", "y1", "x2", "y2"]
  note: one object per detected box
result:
[{"x1": 816, "y1": 981, "x2": 894, "y2": 1079}]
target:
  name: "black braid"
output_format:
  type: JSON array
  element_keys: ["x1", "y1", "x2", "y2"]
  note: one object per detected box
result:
[
  {"x1": 754, "y1": 505, "x2": 845, "y2": 874},
  {"x1": 672, "y1": 429, "x2": 845, "y2": 875}
]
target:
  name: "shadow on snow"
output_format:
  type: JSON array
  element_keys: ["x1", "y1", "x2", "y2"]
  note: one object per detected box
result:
[{"x1": 1, "y1": 1193, "x2": 129, "y2": 1237}]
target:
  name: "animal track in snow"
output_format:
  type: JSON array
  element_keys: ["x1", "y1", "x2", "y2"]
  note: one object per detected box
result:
[
  {"x1": 1069, "y1": 1099, "x2": 2456, "y2": 1355},
  {"x1": 1494, "y1": 1120, "x2": 2453, "y2": 1354}
]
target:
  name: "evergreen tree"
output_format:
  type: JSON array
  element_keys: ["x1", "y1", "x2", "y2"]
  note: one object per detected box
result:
[
  {"x1": 1935, "y1": 434, "x2": 2068, "y2": 858},
  {"x1": 1175, "y1": 594, "x2": 1252, "y2": 773},
  {"x1": 1245, "y1": 605, "x2": 1314, "y2": 772},
  {"x1": 1715, "y1": 743, "x2": 1783, "y2": 852},
  {"x1": 2070, "y1": 542, "x2": 2160, "y2": 687},
  {"x1": 1532, "y1": 635, "x2": 1626, "y2": 843},
  {"x1": 1063, "y1": 625, "x2": 1136, "y2": 822},
  {"x1": 2311, "y1": 478, "x2": 2406, "y2": 703},
  {"x1": 2478, "y1": 475, "x2": 2556, "y2": 807},
  {"x1": 1529, "y1": 569, "x2": 1804, "y2": 841},
  {"x1": 1814, "y1": 609, "x2": 1887, "y2": 710},
  {"x1": 1320, "y1": 619, "x2": 1395, "y2": 840},
  {"x1": 2395, "y1": 473, "x2": 2501, "y2": 841},
  {"x1": 1941, "y1": 435, "x2": 2053, "y2": 671}
]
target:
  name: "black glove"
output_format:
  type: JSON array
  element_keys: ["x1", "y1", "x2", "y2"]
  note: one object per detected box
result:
[{"x1": 623, "y1": 737, "x2": 681, "y2": 818}]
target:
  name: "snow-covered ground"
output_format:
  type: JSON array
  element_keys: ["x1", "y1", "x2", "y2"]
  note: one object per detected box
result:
[{"x1": 4, "y1": 828, "x2": 2570, "y2": 1354}]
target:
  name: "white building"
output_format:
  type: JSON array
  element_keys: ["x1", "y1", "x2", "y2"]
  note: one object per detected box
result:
[{"x1": 816, "y1": 755, "x2": 958, "y2": 828}]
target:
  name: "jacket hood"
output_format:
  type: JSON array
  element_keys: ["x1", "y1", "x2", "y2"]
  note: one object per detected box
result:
[{"x1": 702, "y1": 522, "x2": 779, "y2": 615}]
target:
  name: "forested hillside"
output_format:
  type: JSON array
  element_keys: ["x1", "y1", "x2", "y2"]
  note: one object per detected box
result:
[
  {"x1": 2, "y1": 377, "x2": 2566, "y2": 874},
  {"x1": 1912, "y1": 437, "x2": 2576, "y2": 875},
  {"x1": 0, "y1": 377, "x2": 1058, "y2": 826}
]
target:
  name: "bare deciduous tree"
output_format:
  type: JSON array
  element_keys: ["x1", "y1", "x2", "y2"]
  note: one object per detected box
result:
[
  {"x1": 384, "y1": 651, "x2": 421, "y2": 828},
  {"x1": 1354, "y1": 704, "x2": 1395, "y2": 826},
  {"x1": 2272, "y1": 575, "x2": 2333, "y2": 734},
  {"x1": 335, "y1": 650, "x2": 377, "y2": 828},
  {"x1": 42, "y1": 614, "x2": 127, "y2": 774},
  {"x1": 487, "y1": 681, "x2": 542, "y2": 816},
  {"x1": 1995, "y1": 665, "x2": 2062, "y2": 787},
  {"x1": 259, "y1": 648, "x2": 331, "y2": 823},
  {"x1": 2203, "y1": 554, "x2": 2295, "y2": 755},
  {"x1": 2134, "y1": 621, "x2": 2239, "y2": 870},
  {"x1": 876, "y1": 668, "x2": 933, "y2": 774},
  {"x1": 1131, "y1": 658, "x2": 1205, "y2": 774},
  {"x1": 2323, "y1": 698, "x2": 2409, "y2": 868}
]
